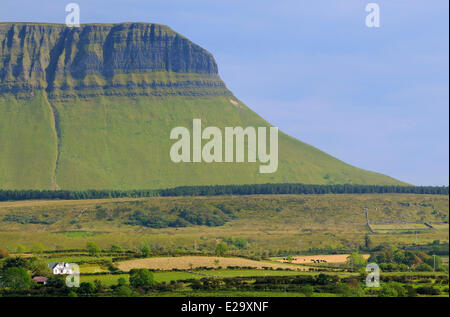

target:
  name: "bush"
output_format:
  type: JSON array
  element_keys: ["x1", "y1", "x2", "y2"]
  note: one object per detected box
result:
[
  {"x1": 86, "y1": 242, "x2": 101, "y2": 255},
  {"x1": 215, "y1": 243, "x2": 228, "y2": 256},
  {"x1": 110, "y1": 245, "x2": 123, "y2": 252},
  {"x1": 299, "y1": 285, "x2": 314, "y2": 296},
  {"x1": 77, "y1": 282, "x2": 95, "y2": 295},
  {"x1": 129, "y1": 269, "x2": 155, "y2": 288},
  {"x1": 415, "y1": 263, "x2": 433, "y2": 272},
  {"x1": 416, "y1": 286, "x2": 440, "y2": 295},
  {"x1": 379, "y1": 282, "x2": 407, "y2": 297},
  {"x1": 115, "y1": 285, "x2": 133, "y2": 296},
  {"x1": 346, "y1": 252, "x2": 367, "y2": 270},
  {"x1": 0, "y1": 267, "x2": 32, "y2": 290}
]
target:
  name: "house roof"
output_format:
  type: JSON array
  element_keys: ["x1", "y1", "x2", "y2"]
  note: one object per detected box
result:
[
  {"x1": 48, "y1": 262, "x2": 68, "y2": 269},
  {"x1": 33, "y1": 276, "x2": 49, "y2": 282},
  {"x1": 48, "y1": 262, "x2": 59, "y2": 269}
]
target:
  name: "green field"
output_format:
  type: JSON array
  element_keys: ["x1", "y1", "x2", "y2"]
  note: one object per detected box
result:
[{"x1": 0, "y1": 194, "x2": 447, "y2": 254}]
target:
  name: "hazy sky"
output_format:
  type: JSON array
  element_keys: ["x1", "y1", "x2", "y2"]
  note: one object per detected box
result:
[{"x1": 2, "y1": 0, "x2": 448, "y2": 185}]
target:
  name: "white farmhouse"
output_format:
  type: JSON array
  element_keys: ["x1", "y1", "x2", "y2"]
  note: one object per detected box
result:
[{"x1": 48, "y1": 262, "x2": 74, "y2": 275}]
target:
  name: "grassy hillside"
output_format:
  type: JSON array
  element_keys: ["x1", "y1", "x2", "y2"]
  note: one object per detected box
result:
[
  {"x1": 0, "y1": 22, "x2": 405, "y2": 189},
  {"x1": 0, "y1": 92, "x2": 404, "y2": 190},
  {"x1": 0, "y1": 194, "x2": 447, "y2": 253},
  {"x1": 0, "y1": 93, "x2": 57, "y2": 188}
]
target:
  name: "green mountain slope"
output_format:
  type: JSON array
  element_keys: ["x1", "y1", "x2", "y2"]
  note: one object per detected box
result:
[{"x1": 0, "y1": 22, "x2": 405, "y2": 189}]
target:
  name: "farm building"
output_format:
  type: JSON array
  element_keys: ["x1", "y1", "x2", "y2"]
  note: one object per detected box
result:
[
  {"x1": 32, "y1": 276, "x2": 48, "y2": 285},
  {"x1": 48, "y1": 262, "x2": 74, "y2": 275}
]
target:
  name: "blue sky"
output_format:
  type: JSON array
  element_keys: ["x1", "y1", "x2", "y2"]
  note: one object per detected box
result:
[{"x1": 2, "y1": 0, "x2": 448, "y2": 185}]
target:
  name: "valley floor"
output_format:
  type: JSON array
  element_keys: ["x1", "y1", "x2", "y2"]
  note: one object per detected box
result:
[{"x1": 0, "y1": 193, "x2": 448, "y2": 297}]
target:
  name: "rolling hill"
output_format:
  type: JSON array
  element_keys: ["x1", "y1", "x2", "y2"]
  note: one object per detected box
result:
[{"x1": 0, "y1": 22, "x2": 405, "y2": 190}]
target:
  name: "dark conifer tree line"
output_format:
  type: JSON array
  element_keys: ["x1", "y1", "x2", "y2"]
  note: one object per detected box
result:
[{"x1": 0, "y1": 184, "x2": 447, "y2": 202}]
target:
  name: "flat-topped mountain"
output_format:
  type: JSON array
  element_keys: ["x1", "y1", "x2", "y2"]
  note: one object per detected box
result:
[
  {"x1": 0, "y1": 22, "x2": 225, "y2": 97},
  {"x1": 0, "y1": 22, "x2": 405, "y2": 189}
]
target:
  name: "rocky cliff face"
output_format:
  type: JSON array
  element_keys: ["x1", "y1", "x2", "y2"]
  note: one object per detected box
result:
[{"x1": 0, "y1": 22, "x2": 228, "y2": 98}]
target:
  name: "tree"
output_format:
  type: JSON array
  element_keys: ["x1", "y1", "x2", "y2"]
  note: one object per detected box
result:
[
  {"x1": 315, "y1": 273, "x2": 338, "y2": 285},
  {"x1": 234, "y1": 238, "x2": 247, "y2": 249},
  {"x1": 31, "y1": 243, "x2": 44, "y2": 255},
  {"x1": 68, "y1": 290, "x2": 78, "y2": 297},
  {"x1": 46, "y1": 276, "x2": 65, "y2": 288},
  {"x1": 110, "y1": 244, "x2": 123, "y2": 253},
  {"x1": 115, "y1": 285, "x2": 133, "y2": 296},
  {"x1": 379, "y1": 283, "x2": 398, "y2": 297},
  {"x1": 299, "y1": 285, "x2": 314, "y2": 296},
  {"x1": 30, "y1": 257, "x2": 52, "y2": 277},
  {"x1": 129, "y1": 269, "x2": 155, "y2": 288},
  {"x1": 0, "y1": 267, "x2": 32, "y2": 290},
  {"x1": 347, "y1": 252, "x2": 367, "y2": 270},
  {"x1": 215, "y1": 242, "x2": 228, "y2": 256},
  {"x1": 379, "y1": 282, "x2": 407, "y2": 297},
  {"x1": 117, "y1": 277, "x2": 127, "y2": 286},
  {"x1": 415, "y1": 263, "x2": 433, "y2": 272},
  {"x1": 2, "y1": 256, "x2": 29, "y2": 270},
  {"x1": 140, "y1": 243, "x2": 151, "y2": 257},
  {"x1": 424, "y1": 255, "x2": 443, "y2": 271},
  {"x1": 86, "y1": 242, "x2": 101, "y2": 255},
  {"x1": 94, "y1": 279, "x2": 104, "y2": 293},
  {"x1": 77, "y1": 282, "x2": 95, "y2": 295},
  {"x1": 393, "y1": 249, "x2": 406, "y2": 264},
  {"x1": 416, "y1": 286, "x2": 440, "y2": 295}
]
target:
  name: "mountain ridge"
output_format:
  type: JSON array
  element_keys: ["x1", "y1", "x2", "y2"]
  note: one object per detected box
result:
[
  {"x1": 0, "y1": 22, "x2": 406, "y2": 189},
  {"x1": 0, "y1": 22, "x2": 226, "y2": 99}
]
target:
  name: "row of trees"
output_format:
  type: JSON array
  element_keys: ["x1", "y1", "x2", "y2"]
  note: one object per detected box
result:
[
  {"x1": 369, "y1": 246, "x2": 446, "y2": 272},
  {"x1": 188, "y1": 273, "x2": 442, "y2": 297},
  {"x1": 159, "y1": 184, "x2": 449, "y2": 196},
  {"x1": 0, "y1": 184, "x2": 448, "y2": 201}
]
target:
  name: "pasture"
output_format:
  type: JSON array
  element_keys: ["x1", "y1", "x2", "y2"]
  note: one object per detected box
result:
[{"x1": 0, "y1": 194, "x2": 448, "y2": 255}]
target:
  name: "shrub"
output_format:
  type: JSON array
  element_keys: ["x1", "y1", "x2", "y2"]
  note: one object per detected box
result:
[
  {"x1": 110, "y1": 245, "x2": 123, "y2": 252},
  {"x1": 416, "y1": 286, "x2": 440, "y2": 295},
  {"x1": 299, "y1": 285, "x2": 314, "y2": 296},
  {"x1": 115, "y1": 285, "x2": 133, "y2": 296},
  {"x1": 415, "y1": 263, "x2": 433, "y2": 272},
  {"x1": 86, "y1": 242, "x2": 101, "y2": 255},
  {"x1": 215, "y1": 243, "x2": 228, "y2": 256},
  {"x1": 77, "y1": 282, "x2": 95, "y2": 295},
  {"x1": 0, "y1": 267, "x2": 32, "y2": 290},
  {"x1": 129, "y1": 269, "x2": 155, "y2": 288}
]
